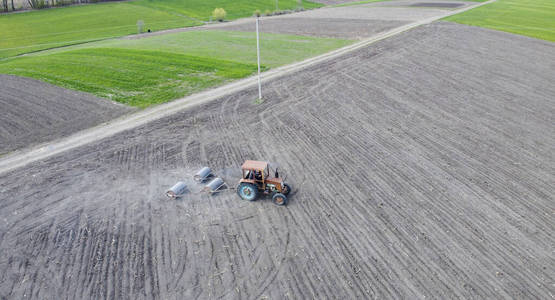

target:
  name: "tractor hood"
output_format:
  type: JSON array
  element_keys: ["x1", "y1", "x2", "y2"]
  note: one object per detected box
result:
[{"x1": 265, "y1": 177, "x2": 283, "y2": 185}]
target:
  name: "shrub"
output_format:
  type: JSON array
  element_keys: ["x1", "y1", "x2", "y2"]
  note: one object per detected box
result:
[
  {"x1": 264, "y1": 9, "x2": 272, "y2": 16},
  {"x1": 253, "y1": 9, "x2": 261, "y2": 17},
  {"x1": 212, "y1": 8, "x2": 226, "y2": 22}
]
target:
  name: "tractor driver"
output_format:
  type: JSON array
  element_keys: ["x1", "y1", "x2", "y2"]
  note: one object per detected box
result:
[{"x1": 254, "y1": 170, "x2": 262, "y2": 180}]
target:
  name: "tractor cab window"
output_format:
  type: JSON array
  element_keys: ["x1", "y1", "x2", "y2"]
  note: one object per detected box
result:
[
  {"x1": 244, "y1": 170, "x2": 251, "y2": 179},
  {"x1": 254, "y1": 170, "x2": 262, "y2": 180}
]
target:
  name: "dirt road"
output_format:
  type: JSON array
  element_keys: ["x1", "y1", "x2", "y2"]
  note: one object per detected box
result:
[
  {"x1": 0, "y1": 22, "x2": 553, "y2": 299},
  {"x1": 0, "y1": 75, "x2": 133, "y2": 155}
]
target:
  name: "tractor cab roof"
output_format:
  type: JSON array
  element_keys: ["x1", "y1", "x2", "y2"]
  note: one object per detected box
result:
[{"x1": 241, "y1": 160, "x2": 268, "y2": 171}]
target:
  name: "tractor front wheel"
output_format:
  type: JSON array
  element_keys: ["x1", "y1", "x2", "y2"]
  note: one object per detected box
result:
[
  {"x1": 237, "y1": 183, "x2": 258, "y2": 201},
  {"x1": 272, "y1": 193, "x2": 287, "y2": 206},
  {"x1": 282, "y1": 183, "x2": 292, "y2": 196}
]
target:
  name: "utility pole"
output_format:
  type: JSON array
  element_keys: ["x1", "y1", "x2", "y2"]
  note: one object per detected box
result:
[{"x1": 256, "y1": 16, "x2": 262, "y2": 100}]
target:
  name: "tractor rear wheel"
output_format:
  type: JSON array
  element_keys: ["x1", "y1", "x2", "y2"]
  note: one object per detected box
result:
[
  {"x1": 282, "y1": 183, "x2": 292, "y2": 196},
  {"x1": 272, "y1": 193, "x2": 287, "y2": 206},
  {"x1": 237, "y1": 183, "x2": 258, "y2": 201}
]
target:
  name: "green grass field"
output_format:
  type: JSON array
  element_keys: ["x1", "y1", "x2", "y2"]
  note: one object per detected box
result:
[
  {"x1": 0, "y1": 48, "x2": 260, "y2": 107},
  {"x1": 0, "y1": 3, "x2": 200, "y2": 58},
  {"x1": 445, "y1": 0, "x2": 555, "y2": 42},
  {"x1": 0, "y1": 31, "x2": 352, "y2": 107},
  {"x1": 50, "y1": 30, "x2": 352, "y2": 67},
  {"x1": 0, "y1": 0, "x2": 322, "y2": 58}
]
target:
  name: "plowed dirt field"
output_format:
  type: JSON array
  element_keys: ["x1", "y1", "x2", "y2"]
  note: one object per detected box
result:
[
  {"x1": 0, "y1": 22, "x2": 553, "y2": 299},
  {"x1": 0, "y1": 75, "x2": 132, "y2": 155}
]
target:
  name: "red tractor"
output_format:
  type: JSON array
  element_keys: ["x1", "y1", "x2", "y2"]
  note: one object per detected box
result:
[{"x1": 237, "y1": 160, "x2": 291, "y2": 206}]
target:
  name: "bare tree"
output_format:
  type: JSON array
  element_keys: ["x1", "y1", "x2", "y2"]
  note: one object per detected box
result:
[
  {"x1": 27, "y1": 0, "x2": 40, "y2": 8},
  {"x1": 2, "y1": 0, "x2": 8, "y2": 12}
]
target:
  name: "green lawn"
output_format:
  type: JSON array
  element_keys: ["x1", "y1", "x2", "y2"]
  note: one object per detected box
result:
[
  {"x1": 445, "y1": 0, "x2": 555, "y2": 42},
  {"x1": 0, "y1": 31, "x2": 352, "y2": 107},
  {"x1": 0, "y1": 0, "x2": 322, "y2": 59}
]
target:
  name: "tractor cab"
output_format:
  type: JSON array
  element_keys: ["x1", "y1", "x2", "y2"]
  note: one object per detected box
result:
[
  {"x1": 241, "y1": 160, "x2": 269, "y2": 183},
  {"x1": 237, "y1": 160, "x2": 291, "y2": 206}
]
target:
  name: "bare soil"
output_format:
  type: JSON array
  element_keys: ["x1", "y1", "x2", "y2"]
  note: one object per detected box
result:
[
  {"x1": 309, "y1": 0, "x2": 468, "y2": 5},
  {"x1": 308, "y1": 0, "x2": 363, "y2": 5},
  {"x1": 0, "y1": 74, "x2": 133, "y2": 155},
  {"x1": 0, "y1": 22, "x2": 554, "y2": 299},
  {"x1": 372, "y1": 0, "x2": 472, "y2": 8},
  {"x1": 281, "y1": 3, "x2": 450, "y2": 20},
  {"x1": 217, "y1": 17, "x2": 407, "y2": 39},
  {"x1": 410, "y1": 2, "x2": 464, "y2": 8}
]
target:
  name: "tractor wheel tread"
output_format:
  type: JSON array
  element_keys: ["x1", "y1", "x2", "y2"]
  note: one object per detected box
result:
[
  {"x1": 237, "y1": 182, "x2": 258, "y2": 201},
  {"x1": 272, "y1": 193, "x2": 287, "y2": 206},
  {"x1": 283, "y1": 183, "x2": 292, "y2": 196}
]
